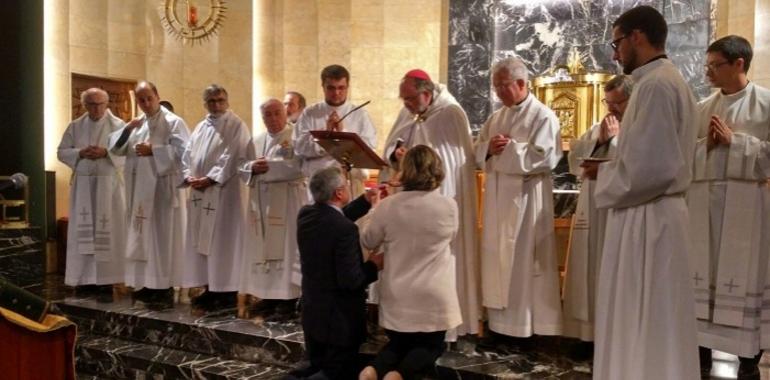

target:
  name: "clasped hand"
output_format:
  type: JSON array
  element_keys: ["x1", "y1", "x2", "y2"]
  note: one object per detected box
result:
[
  {"x1": 488, "y1": 134, "x2": 511, "y2": 156},
  {"x1": 79, "y1": 145, "x2": 108, "y2": 160},
  {"x1": 707, "y1": 115, "x2": 732, "y2": 149},
  {"x1": 326, "y1": 111, "x2": 344, "y2": 132},
  {"x1": 251, "y1": 157, "x2": 269, "y2": 174},
  {"x1": 187, "y1": 176, "x2": 214, "y2": 190}
]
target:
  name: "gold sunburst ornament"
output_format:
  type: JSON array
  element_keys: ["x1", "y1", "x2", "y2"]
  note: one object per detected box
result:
[{"x1": 160, "y1": 0, "x2": 227, "y2": 44}]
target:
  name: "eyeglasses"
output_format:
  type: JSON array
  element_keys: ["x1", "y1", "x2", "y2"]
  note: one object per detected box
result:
[
  {"x1": 84, "y1": 102, "x2": 107, "y2": 107},
  {"x1": 493, "y1": 81, "x2": 516, "y2": 90},
  {"x1": 602, "y1": 97, "x2": 628, "y2": 106},
  {"x1": 704, "y1": 61, "x2": 730, "y2": 71},
  {"x1": 610, "y1": 35, "x2": 629, "y2": 51}
]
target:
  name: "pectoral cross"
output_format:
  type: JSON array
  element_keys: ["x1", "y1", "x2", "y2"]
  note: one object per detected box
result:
[
  {"x1": 99, "y1": 214, "x2": 109, "y2": 229},
  {"x1": 693, "y1": 272, "x2": 704, "y2": 287},
  {"x1": 191, "y1": 195, "x2": 202, "y2": 207},
  {"x1": 724, "y1": 278, "x2": 740, "y2": 293},
  {"x1": 133, "y1": 206, "x2": 147, "y2": 234},
  {"x1": 203, "y1": 202, "x2": 215, "y2": 216},
  {"x1": 79, "y1": 207, "x2": 90, "y2": 222}
]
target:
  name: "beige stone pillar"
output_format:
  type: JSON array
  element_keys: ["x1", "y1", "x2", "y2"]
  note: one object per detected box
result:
[{"x1": 753, "y1": 0, "x2": 770, "y2": 87}]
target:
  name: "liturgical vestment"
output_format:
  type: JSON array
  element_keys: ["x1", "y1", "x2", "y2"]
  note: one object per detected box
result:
[
  {"x1": 562, "y1": 123, "x2": 617, "y2": 341},
  {"x1": 475, "y1": 93, "x2": 563, "y2": 337},
  {"x1": 239, "y1": 123, "x2": 309, "y2": 300},
  {"x1": 182, "y1": 110, "x2": 251, "y2": 292},
  {"x1": 110, "y1": 106, "x2": 190, "y2": 289},
  {"x1": 592, "y1": 58, "x2": 699, "y2": 380},
  {"x1": 381, "y1": 84, "x2": 480, "y2": 338},
  {"x1": 57, "y1": 110, "x2": 127, "y2": 286},
  {"x1": 293, "y1": 100, "x2": 376, "y2": 196},
  {"x1": 688, "y1": 82, "x2": 770, "y2": 358}
]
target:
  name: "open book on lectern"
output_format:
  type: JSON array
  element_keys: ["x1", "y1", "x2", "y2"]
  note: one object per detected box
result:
[{"x1": 310, "y1": 131, "x2": 388, "y2": 170}]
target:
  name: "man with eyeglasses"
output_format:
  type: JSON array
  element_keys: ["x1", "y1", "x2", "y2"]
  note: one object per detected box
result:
[
  {"x1": 580, "y1": 5, "x2": 700, "y2": 379},
  {"x1": 474, "y1": 56, "x2": 563, "y2": 342},
  {"x1": 687, "y1": 35, "x2": 770, "y2": 379},
  {"x1": 563, "y1": 75, "x2": 633, "y2": 346},
  {"x1": 293, "y1": 65, "x2": 376, "y2": 196},
  {"x1": 379, "y1": 69, "x2": 480, "y2": 341},
  {"x1": 181, "y1": 84, "x2": 252, "y2": 311},
  {"x1": 57, "y1": 87, "x2": 127, "y2": 299}
]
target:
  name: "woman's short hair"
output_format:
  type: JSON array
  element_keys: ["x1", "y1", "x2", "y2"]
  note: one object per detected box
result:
[{"x1": 400, "y1": 145, "x2": 444, "y2": 192}]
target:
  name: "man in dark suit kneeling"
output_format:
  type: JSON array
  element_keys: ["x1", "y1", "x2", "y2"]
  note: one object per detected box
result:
[{"x1": 289, "y1": 166, "x2": 383, "y2": 380}]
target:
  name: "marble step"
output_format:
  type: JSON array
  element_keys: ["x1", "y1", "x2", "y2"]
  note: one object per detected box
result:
[
  {"x1": 58, "y1": 296, "x2": 305, "y2": 367},
  {"x1": 76, "y1": 333, "x2": 288, "y2": 379},
  {"x1": 59, "y1": 296, "x2": 593, "y2": 379}
]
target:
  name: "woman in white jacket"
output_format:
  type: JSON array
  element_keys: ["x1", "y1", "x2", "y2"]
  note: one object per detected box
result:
[{"x1": 360, "y1": 145, "x2": 462, "y2": 380}]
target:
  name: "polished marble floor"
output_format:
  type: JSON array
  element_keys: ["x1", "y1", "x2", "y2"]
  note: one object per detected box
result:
[{"x1": 23, "y1": 275, "x2": 770, "y2": 379}]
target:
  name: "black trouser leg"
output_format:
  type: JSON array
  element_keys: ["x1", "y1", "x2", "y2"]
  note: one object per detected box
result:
[
  {"x1": 699, "y1": 346, "x2": 712, "y2": 369},
  {"x1": 371, "y1": 330, "x2": 446, "y2": 380}
]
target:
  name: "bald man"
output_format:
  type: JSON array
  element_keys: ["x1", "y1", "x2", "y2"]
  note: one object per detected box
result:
[
  {"x1": 239, "y1": 99, "x2": 309, "y2": 317},
  {"x1": 110, "y1": 81, "x2": 190, "y2": 304},
  {"x1": 58, "y1": 87, "x2": 127, "y2": 297}
]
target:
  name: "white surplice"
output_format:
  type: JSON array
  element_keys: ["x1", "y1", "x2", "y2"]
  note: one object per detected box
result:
[
  {"x1": 562, "y1": 123, "x2": 617, "y2": 341},
  {"x1": 110, "y1": 106, "x2": 190, "y2": 289},
  {"x1": 592, "y1": 59, "x2": 699, "y2": 380},
  {"x1": 687, "y1": 82, "x2": 770, "y2": 358},
  {"x1": 239, "y1": 123, "x2": 309, "y2": 300},
  {"x1": 474, "y1": 93, "x2": 563, "y2": 337},
  {"x1": 381, "y1": 84, "x2": 480, "y2": 337},
  {"x1": 181, "y1": 110, "x2": 251, "y2": 292},
  {"x1": 57, "y1": 110, "x2": 127, "y2": 286},
  {"x1": 292, "y1": 100, "x2": 377, "y2": 195}
]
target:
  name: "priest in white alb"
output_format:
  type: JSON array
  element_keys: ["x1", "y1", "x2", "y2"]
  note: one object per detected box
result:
[
  {"x1": 57, "y1": 88, "x2": 126, "y2": 294},
  {"x1": 239, "y1": 99, "x2": 309, "y2": 316},
  {"x1": 581, "y1": 6, "x2": 699, "y2": 379},
  {"x1": 293, "y1": 65, "x2": 376, "y2": 195},
  {"x1": 182, "y1": 84, "x2": 251, "y2": 310},
  {"x1": 381, "y1": 69, "x2": 479, "y2": 339},
  {"x1": 110, "y1": 81, "x2": 189, "y2": 303},
  {"x1": 563, "y1": 75, "x2": 633, "y2": 342},
  {"x1": 474, "y1": 57, "x2": 563, "y2": 338},
  {"x1": 687, "y1": 35, "x2": 770, "y2": 377}
]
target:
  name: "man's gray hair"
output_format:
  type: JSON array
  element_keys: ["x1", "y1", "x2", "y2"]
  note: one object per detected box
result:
[
  {"x1": 604, "y1": 75, "x2": 634, "y2": 98},
  {"x1": 492, "y1": 57, "x2": 530, "y2": 82},
  {"x1": 260, "y1": 98, "x2": 283, "y2": 113},
  {"x1": 309, "y1": 166, "x2": 344, "y2": 203},
  {"x1": 80, "y1": 87, "x2": 108, "y2": 104},
  {"x1": 202, "y1": 84, "x2": 228, "y2": 101}
]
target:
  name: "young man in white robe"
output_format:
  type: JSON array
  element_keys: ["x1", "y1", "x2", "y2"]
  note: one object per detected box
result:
[
  {"x1": 239, "y1": 99, "x2": 309, "y2": 318},
  {"x1": 181, "y1": 84, "x2": 251, "y2": 311},
  {"x1": 381, "y1": 69, "x2": 479, "y2": 339},
  {"x1": 563, "y1": 75, "x2": 633, "y2": 343},
  {"x1": 688, "y1": 35, "x2": 770, "y2": 378},
  {"x1": 57, "y1": 88, "x2": 126, "y2": 297},
  {"x1": 293, "y1": 65, "x2": 376, "y2": 196},
  {"x1": 580, "y1": 6, "x2": 699, "y2": 379},
  {"x1": 110, "y1": 81, "x2": 189, "y2": 304},
  {"x1": 474, "y1": 57, "x2": 563, "y2": 339}
]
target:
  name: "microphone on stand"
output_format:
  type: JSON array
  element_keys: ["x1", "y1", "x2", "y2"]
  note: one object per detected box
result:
[{"x1": 0, "y1": 173, "x2": 28, "y2": 192}]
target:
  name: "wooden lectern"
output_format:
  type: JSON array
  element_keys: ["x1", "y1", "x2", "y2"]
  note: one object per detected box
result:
[
  {"x1": 310, "y1": 131, "x2": 387, "y2": 194},
  {"x1": 310, "y1": 131, "x2": 387, "y2": 171}
]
